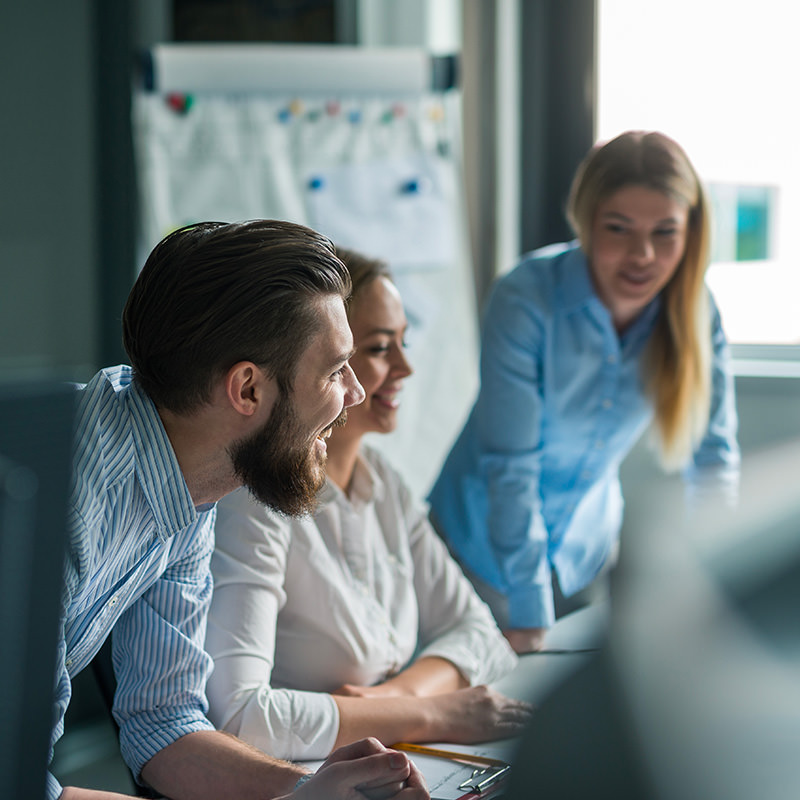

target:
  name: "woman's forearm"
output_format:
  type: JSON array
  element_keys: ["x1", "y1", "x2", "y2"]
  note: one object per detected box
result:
[
  {"x1": 332, "y1": 685, "x2": 534, "y2": 751},
  {"x1": 332, "y1": 694, "x2": 432, "y2": 749},
  {"x1": 376, "y1": 656, "x2": 468, "y2": 697}
]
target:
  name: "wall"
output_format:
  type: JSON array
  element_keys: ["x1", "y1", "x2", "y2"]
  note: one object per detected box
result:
[
  {"x1": 620, "y1": 375, "x2": 800, "y2": 496},
  {"x1": 2, "y1": 0, "x2": 798, "y2": 465},
  {"x1": 0, "y1": 1, "x2": 98, "y2": 382}
]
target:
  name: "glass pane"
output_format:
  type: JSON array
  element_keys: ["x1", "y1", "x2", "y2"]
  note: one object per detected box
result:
[{"x1": 596, "y1": 0, "x2": 800, "y2": 347}]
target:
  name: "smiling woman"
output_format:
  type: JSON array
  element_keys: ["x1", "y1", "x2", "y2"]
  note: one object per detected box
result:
[
  {"x1": 588, "y1": 186, "x2": 689, "y2": 333},
  {"x1": 428, "y1": 130, "x2": 741, "y2": 655}
]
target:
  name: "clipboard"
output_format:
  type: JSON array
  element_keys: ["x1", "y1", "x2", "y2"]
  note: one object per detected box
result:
[{"x1": 392, "y1": 743, "x2": 511, "y2": 799}]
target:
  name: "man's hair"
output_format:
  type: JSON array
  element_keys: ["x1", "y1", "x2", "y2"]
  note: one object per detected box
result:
[{"x1": 122, "y1": 220, "x2": 351, "y2": 413}]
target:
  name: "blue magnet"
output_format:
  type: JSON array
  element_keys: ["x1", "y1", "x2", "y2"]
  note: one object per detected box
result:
[{"x1": 308, "y1": 176, "x2": 325, "y2": 191}]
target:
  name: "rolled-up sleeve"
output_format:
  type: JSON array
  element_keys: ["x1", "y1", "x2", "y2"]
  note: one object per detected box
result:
[
  {"x1": 111, "y1": 514, "x2": 217, "y2": 781},
  {"x1": 477, "y1": 278, "x2": 554, "y2": 628},
  {"x1": 408, "y1": 501, "x2": 517, "y2": 684},
  {"x1": 684, "y1": 295, "x2": 741, "y2": 506}
]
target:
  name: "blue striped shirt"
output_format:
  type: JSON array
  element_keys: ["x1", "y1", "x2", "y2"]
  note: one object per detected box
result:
[
  {"x1": 429, "y1": 242, "x2": 740, "y2": 630},
  {"x1": 48, "y1": 366, "x2": 216, "y2": 799}
]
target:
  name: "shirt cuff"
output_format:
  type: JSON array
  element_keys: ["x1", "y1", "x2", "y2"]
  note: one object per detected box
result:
[
  {"x1": 508, "y1": 582, "x2": 554, "y2": 629},
  {"x1": 418, "y1": 634, "x2": 518, "y2": 687},
  {"x1": 120, "y1": 710, "x2": 215, "y2": 782}
]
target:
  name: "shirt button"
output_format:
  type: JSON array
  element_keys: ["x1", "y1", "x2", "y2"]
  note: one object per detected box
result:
[
  {"x1": 581, "y1": 471, "x2": 592, "y2": 482},
  {"x1": 602, "y1": 399, "x2": 612, "y2": 409},
  {"x1": 606, "y1": 354, "x2": 617, "y2": 364},
  {"x1": 65, "y1": 658, "x2": 73, "y2": 668},
  {"x1": 594, "y1": 440, "x2": 605, "y2": 449}
]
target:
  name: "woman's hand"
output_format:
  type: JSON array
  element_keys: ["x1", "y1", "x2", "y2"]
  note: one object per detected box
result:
[
  {"x1": 288, "y1": 738, "x2": 429, "y2": 799},
  {"x1": 503, "y1": 627, "x2": 547, "y2": 653},
  {"x1": 425, "y1": 685, "x2": 534, "y2": 744}
]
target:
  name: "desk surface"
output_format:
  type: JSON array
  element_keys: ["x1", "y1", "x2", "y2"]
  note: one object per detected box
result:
[
  {"x1": 493, "y1": 600, "x2": 608, "y2": 702},
  {"x1": 407, "y1": 602, "x2": 608, "y2": 798}
]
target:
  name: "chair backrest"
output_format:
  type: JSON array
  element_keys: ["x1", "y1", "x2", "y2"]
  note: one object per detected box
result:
[{"x1": 0, "y1": 381, "x2": 75, "y2": 800}]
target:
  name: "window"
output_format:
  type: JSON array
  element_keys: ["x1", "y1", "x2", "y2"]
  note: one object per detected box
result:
[{"x1": 597, "y1": 0, "x2": 800, "y2": 365}]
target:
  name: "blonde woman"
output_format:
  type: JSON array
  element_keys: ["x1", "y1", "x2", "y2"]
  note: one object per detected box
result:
[
  {"x1": 205, "y1": 248, "x2": 529, "y2": 762},
  {"x1": 429, "y1": 130, "x2": 740, "y2": 654}
]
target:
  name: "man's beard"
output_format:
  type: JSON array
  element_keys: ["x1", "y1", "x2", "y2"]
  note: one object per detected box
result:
[{"x1": 230, "y1": 392, "x2": 346, "y2": 517}]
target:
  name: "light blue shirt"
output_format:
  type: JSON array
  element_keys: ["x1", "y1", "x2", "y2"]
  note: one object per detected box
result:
[
  {"x1": 48, "y1": 366, "x2": 216, "y2": 799},
  {"x1": 428, "y1": 243, "x2": 739, "y2": 630}
]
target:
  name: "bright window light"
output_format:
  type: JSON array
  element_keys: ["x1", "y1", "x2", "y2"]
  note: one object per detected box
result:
[{"x1": 597, "y1": 0, "x2": 800, "y2": 350}]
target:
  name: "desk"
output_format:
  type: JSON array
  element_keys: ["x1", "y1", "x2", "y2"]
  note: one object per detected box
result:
[
  {"x1": 405, "y1": 602, "x2": 608, "y2": 798},
  {"x1": 493, "y1": 600, "x2": 608, "y2": 702}
]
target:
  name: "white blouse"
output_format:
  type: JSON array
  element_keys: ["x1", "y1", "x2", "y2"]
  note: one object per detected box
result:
[{"x1": 205, "y1": 445, "x2": 517, "y2": 760}]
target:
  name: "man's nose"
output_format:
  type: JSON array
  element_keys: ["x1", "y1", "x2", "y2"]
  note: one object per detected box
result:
[{"x1": 343, "y1": 363, "x2": 365, "y2": 407}]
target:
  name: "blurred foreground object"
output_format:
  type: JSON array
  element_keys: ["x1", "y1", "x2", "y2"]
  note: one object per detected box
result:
[{"x1": 507, "y1": 437, "x2": 800, "y2": 799}]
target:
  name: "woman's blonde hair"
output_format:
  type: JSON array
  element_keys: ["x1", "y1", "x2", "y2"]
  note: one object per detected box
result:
[{"x1": 566, "y1": 130, "x2": 712, "y2": 470}]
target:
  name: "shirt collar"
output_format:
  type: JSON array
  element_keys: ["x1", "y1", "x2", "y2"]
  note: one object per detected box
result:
[
  {"x1": 319, "y1": 447, "x2": 387, "y2": 509},
  {"x1": 126, "y1": 377, "x2": 199, "y2": 540},
  {"x1": 622, "y1": 294, "x2": 662, "y2": 347},
  {"x1": 555, "y1": 242, "x2": 599, "y2": 312}
]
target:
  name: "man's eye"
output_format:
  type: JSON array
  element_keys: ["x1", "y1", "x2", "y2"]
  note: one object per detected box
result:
[
  {"x1": 655, "y1": 228, "x2": 677, "y2": 237},
  {"x1": 369, "y1": 345, "x2": 390, "y2": 354}
]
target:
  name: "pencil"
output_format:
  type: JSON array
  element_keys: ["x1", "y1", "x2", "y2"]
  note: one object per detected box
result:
[{"x1": 390, "y1": 742, "x2": 508, "y2": 768}]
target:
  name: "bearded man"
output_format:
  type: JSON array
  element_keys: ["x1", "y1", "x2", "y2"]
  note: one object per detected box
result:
[{"x1": 55, "y1": 220, "x2": 428, "y2": 800}]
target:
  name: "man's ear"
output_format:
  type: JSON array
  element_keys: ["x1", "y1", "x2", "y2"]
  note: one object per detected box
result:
[{"x1": 223, "y1": 361, "x2": 278, "y2": 418}]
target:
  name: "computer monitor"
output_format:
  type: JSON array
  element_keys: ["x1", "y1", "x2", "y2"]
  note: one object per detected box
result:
[{"x1": 0, "y1": 381, "x2": 75, "y2": 800}]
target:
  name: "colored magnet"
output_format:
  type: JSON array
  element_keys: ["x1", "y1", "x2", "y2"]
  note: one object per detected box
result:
[
  {"x1": 401, "y1": 177, "x2": 430, "y2": 195},
  {"x1": 166, "y1": 93, "x2": 193, "y2": 114}
]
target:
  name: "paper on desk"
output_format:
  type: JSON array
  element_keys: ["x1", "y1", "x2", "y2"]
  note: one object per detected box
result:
[{"x1": 410, "y1": 740, "x2": 516, "y2": 800}]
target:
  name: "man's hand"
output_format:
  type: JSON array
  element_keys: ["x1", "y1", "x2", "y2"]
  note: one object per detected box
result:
[
  {"x1": 289, "y1": 738, "x2": 428, "y2": 799},
  {"x1": 503, "y1": 627, "x2": 547, "y2": 653}
]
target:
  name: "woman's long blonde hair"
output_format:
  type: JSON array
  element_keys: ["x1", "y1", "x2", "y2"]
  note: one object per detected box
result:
[{"x1": 566, "y1": 130, "x2": 712, "y2": 471}]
